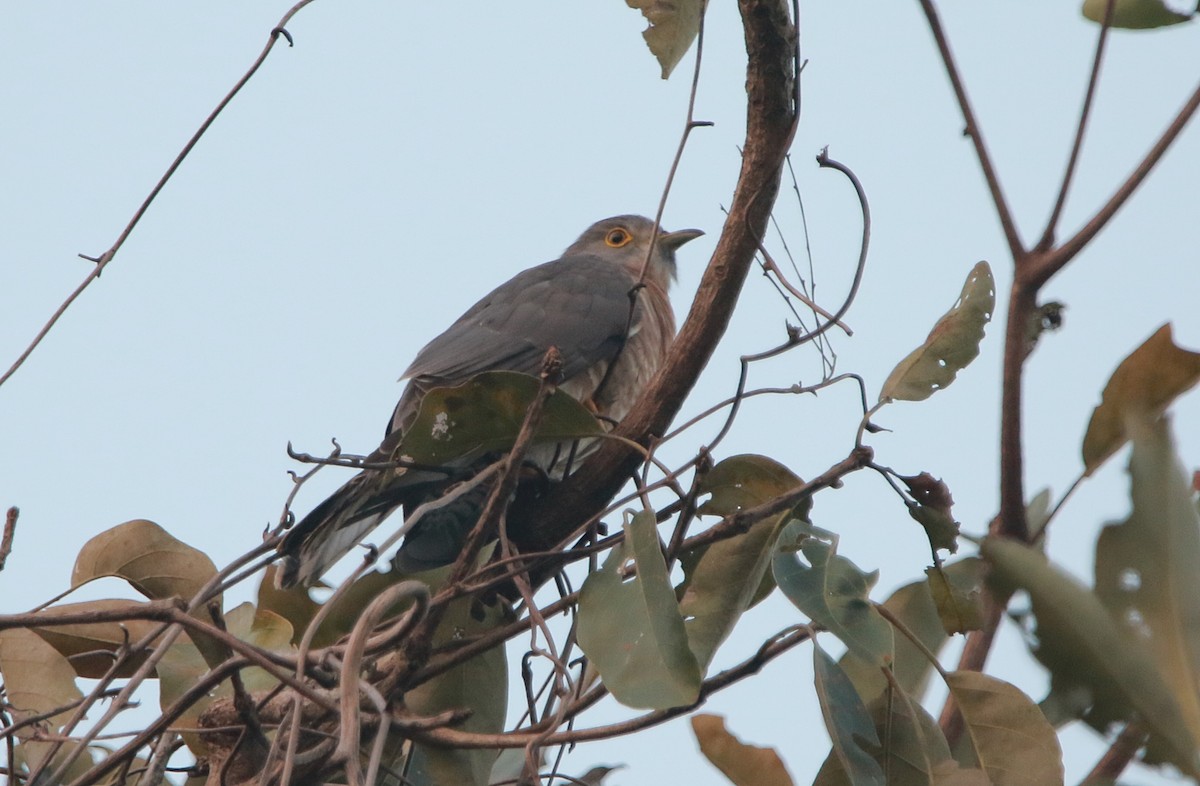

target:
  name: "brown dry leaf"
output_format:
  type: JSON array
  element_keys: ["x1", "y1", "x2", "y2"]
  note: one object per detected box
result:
[
  {"x1": 31, "y1": 599, "x2": 167, "y2": 678},
  {"x1": 692, "y1": 713, "x2": 795, "y2": 786},
  {"x1": 71, "y1": 519, "x2": 218, "y2": 604},
  {"x1": 626, "y1": 0, "x2": 704, "y2": 79},
  {"x1": 1082, "y1": 324, "x2": 1200, "y2": 475}
]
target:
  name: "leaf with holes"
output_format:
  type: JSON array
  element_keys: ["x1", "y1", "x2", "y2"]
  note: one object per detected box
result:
[
  {"x1": 626, "y1": 0, "x2": 705, "y2": 79},
  {"x1": 578, "y1": 510, "x2": 702, "y2": 709},
  {"x1": 880, "y1": 262, "x2": 994, "y2": 402}
]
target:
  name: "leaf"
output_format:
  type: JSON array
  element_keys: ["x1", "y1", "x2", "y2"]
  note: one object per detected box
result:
[
  {"x1": 395, "y1": 371, "x2": 602, "y2": 466},
  {"x1": 679, "y1": 455, "x2": 803, "y2": 669},
  {"x1": 158, "y1": 603, "x2": 295, "y2": 756},
  {"x1": 983, "y1": 536, "x2": 1200, "y2": 775},
  {"x1": 1082, "y1": 324, "x2": 1200, "y2": 474},
  {"x1": 901, "y1": 473, "x2": 960, "y2": 553},
  {"x1": 625, "y1": 0, "x2": 704, "y2": 79},
  {"x1": 925, "y1": 558, "x2": 986, "y2": 635},
  {"x1": 257, "y1": 565, "x2": 324, "y2": 645},
  {"x1": 71, "y1": 519, "x2": 218, "y2": 604},
  {"x1": 839, "y1": 572, "x2": 952, "y2": 705},
  {"x1": 0, "y1": 628, "x2": 87, "y2": 777},
  {"x1": 814, "y1": 684, "x2": 952, "y2": 786},
  {"x1": 30, "y1": 599, "x2": 169, "y2": 678},
  {"x1": 773, "y1": 520, "x2": 894, "y2": 667},
  {"x1": 1082, "y1": 0, "x2": 1194, "y2": 28},
  {"x1": 880, "y1": 262, "x2": 995, "y2": 402},
  {"x1": 813, "y1": 643, "x2": 885, "y2": 786},
  {"x1": 578, "y1": 510, "x2": 702, "y2": 709},
  {"x1": 405, "y1": 595, "x2": 509, "y2": 786},
  {"x1": 946, "y1": 671, "x2": 1063, "y2": 786},
  {"x1": 1094, "y1": 417, "x2": 1200, "y2": 760},
  {"x1": 691, "y1": 713, "x2": 795, "y2": 786}
]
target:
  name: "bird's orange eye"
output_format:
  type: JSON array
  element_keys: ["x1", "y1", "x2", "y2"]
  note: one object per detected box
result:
[{"x1": 605, "y1": 228, "x2": 632, "y2": 248}]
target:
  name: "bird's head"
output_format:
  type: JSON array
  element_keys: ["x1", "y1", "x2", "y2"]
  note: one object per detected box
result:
[{"x1": 563, "y1": 215, "x2": 704, "y2": 289}]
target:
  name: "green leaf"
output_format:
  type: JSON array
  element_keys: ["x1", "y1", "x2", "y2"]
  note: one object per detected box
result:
[
  {"x1": 256, "y1": 565, "x2": 324, "y2": 645},
  {"x1": 814, "y1": 684, "x2": 952, "y2": 786},
  {"x1": 983, "y1": 537, "x2": 1200, "y2": 775},
  {"x1": 773, "y1": 520, "x2": 894, "y2": 667},
  {"x1": 814, "y1": 643, "x2": 885, "y2": 786},
  {"x1": 691, "y1": 713, "x2": 795, "y2": 786},
  {"x1": 625, "y1": 0, "x2": 704, "y2": 79},
  {"x1": 679, "y1": 455, "x2": 803, "y2": 669},
  {"x1": 71, "y1": 519, "x2": 218, "y2": 604},
  {"x1": 404, "y1": 594, "x2": 509, "y2": 786},
  {"x1": 1082, "y1": 0, "x2": 1194, "y2": 28},
  {"x1": 1082, "y1": 324, "x2": 1200, "y2": 474},
  {"x1": 880, "y1": 262, "x2": 995, "y2": 403},
  {"x1": 946, "y1": 671, "x2": 1063, "y2": 786},
  {"x1": 578, "y1": 510, "x2": 702, "y2": 709},
  {"x1": 1094, "y1": 417, "x2": 1200, "y2": 759},
  {"x1": 30, "y1": 599, "x2": 169, "y2": 678},
  {"x1": 394, "y1": 371, "x2": 602, "y2": 466},
  {"x1": 925, "y1": 558, "x2": 986, "y2": 635}
]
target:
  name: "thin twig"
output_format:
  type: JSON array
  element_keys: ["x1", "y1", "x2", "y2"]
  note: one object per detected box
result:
[
  {"x1": 0, "y1": 507, "x2": 17, "y2": 573},
  {"x1": 0, "y1": 0, "x2": 317, "y2": 391}
]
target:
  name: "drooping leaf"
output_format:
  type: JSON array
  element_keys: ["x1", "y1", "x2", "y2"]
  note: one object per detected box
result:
[
  {"x1": 814, "y1": 683, "x2": 952, "y2": 786},
  {"x1": 71, "y1": 519, "x2": 218, "y2": 605},
  {"x1": 773, "y1": 520, "x2": 894, "y2": 667},
  {"x1": 404, "y1": 594, "x2": 509, "y2": 786},
  {"x1": 983, "y1": 536, "x2": 1200, "y2": 774},
  {"x1": 691, "y1": 713, "x2": 795, "y2": 786},
  {"x1": 626, "y1": 0, "x2": 704, "y2": 79},
  {"x1": 578, "y1": 510, "x2": 702, "y2": 709},
  {"x1": 0, "y1": 628, "x2": 88, "y2": 778},
  {"x1": 1082, "y1": 0, "x2": 1194, "y2": 28},
  {"x1": 1094, "y1": 417, "x2": 1200, "y2": 759},
  {"x1": 395, "y1": 371, "x2": 602, "y2": 466},
  {"x1": 925, "y1": 558, "x2": 985, "y2": 635},
  {"x1": 946, "y1": 671, "x2": 1063, "y2": 786},
  {"x1": 879, "y1": 262, "x2": 994, "y2": 402},
  {"x1": 679, "y1": 455, "x2": 803, "y2": 669},
  {"x1": 1082, "y1": 324, "x2": 1200, "y2": 474},
  {"x1": 839, "y1": 570, "x2": 955, "y2": 704},
  {"x1": 813, "y1": 643, "x2": 885, "y2": 786},
  {"x1": 30, "y1": 599, "x2": 169, "y2": 678},
  {"x1": 900, "y1": 473, "x2": 960, "y2": 553}
]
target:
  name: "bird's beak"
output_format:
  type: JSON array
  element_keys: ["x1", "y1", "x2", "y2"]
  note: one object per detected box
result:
[{"x1": 659, "y1": 227, "x2": 704, "y2": 250}]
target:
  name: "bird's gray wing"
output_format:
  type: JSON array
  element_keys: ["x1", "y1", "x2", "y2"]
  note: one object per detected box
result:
[{"x1": 402, "y1": 255, "x2": 636, "y2": 384}]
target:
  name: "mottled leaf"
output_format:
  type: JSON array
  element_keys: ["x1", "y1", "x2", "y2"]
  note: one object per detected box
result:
[
  {"x1": 30, "y1": 599, "x2": 168, "y2": 678},
  {"x1": 773, "y1": 520, "x2": 894, "y2": 667},
  {"x1": 946, "y1": 671, "x2": 1063, "y2": 786},
  {"x1": 983, "y1": 537, "x2": 1200, "y2": 774},
  {"x1": 1094, "y1": 417, "x2": 1200, "y2": 759},
  {"x1": 925, "y1": 558, "x2": 985, "y2": 635},
  {"x1": 880, "y1": 262, "x2": 994, "y2": 402},
  {"x1": 626, "y1": 0, "x2": 704, "y2": 79},
  {"x1": 1082, "y1": 0, "x2": 1194, "y2": 28},
  {"x1": 679, "y1": 455, "x2": 803, "y2": 669},
  {"x1": 395, "y1": 371, "x2": 601, "y2": 466},
  {"x1": 72, "y1": 519, "x2": 218, "y2": 605},
  {"x1": 814, "y1": 643, "x2": 885, "y2": 786},
  {"x1": 578, "y1": 511, "x2": 702, "y2": 709},
  {"x1": 692, "y1": 713, "x2": 794, "y2": 786},
  {"x1": 1082, "y1": 324, "x2": 1200, "y2": 474}
]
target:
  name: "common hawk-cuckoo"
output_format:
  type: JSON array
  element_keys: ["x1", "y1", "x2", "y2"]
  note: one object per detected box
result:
[{"x1": 278, "y1": 215, "x2": 702, "y2": 587}]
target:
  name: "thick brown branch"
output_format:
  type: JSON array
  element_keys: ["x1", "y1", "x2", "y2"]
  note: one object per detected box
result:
[{"x1": 511, "y1": 0, "x2": 798, "y2": 554}]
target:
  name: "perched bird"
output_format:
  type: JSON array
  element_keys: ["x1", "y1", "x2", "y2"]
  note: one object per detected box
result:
[{"x1": 278, "y1": 215, "x2": 703, "y2": 587}]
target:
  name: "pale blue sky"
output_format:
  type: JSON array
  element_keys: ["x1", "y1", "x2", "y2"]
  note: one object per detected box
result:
[{"x1": 2, "y1": 3, "x2": 1199, "y2": 784}]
